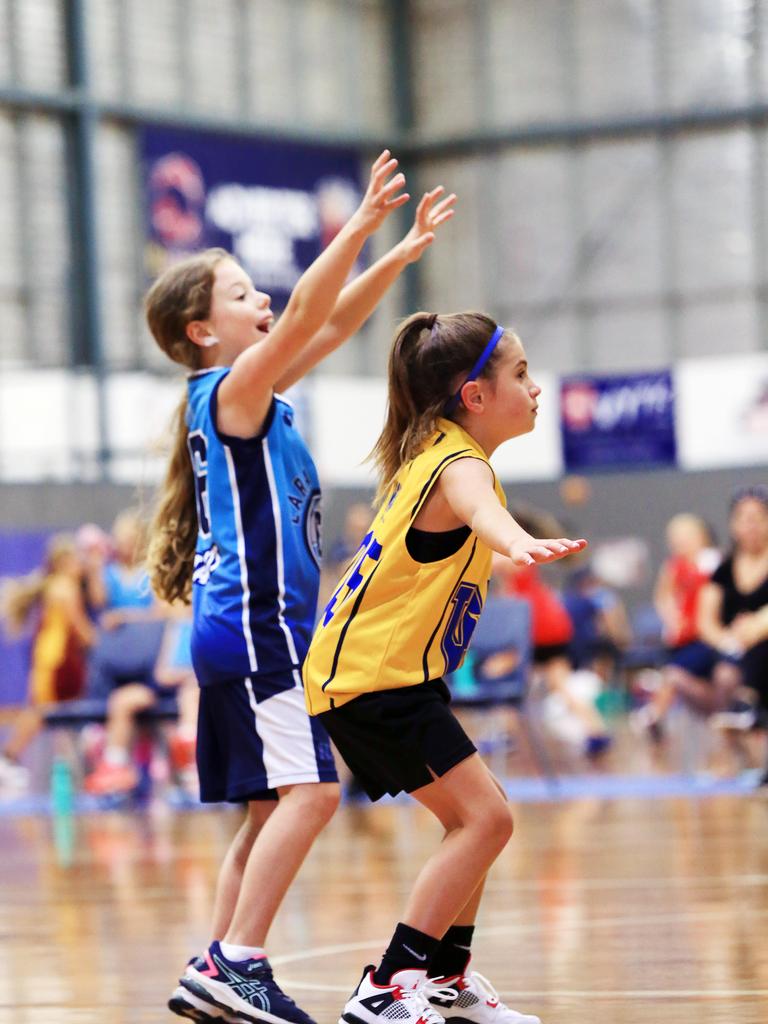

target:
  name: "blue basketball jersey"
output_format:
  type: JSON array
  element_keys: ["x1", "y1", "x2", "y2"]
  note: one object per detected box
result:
[{"x1": 186, "y1": 368, "x2": 322, "y2": 687}]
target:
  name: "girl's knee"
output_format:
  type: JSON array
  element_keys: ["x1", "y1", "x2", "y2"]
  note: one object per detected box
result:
[
  {"x1": 313, "y1": 782, "x2": 341, "y2": 823},
  {"x1": 284, "y1": 781, "x2": 340, "y2": 824},
  {"x1": 489, "y1": 801, "x2": 515, "y2": 845},
  {"x1": 109, "y1": 683, "x2": 154, "y2": 711},
  {"x1": 472, "y1": 797, "x2": 514, "y2": 849}
]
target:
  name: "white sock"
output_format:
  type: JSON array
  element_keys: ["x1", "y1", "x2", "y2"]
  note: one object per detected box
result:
[
  {"x1": 103, "y1": 747, "x2": 129, "y2": 767},
  {"x1": 220, "y1": 942, "x2": 266, "y2": 962}
]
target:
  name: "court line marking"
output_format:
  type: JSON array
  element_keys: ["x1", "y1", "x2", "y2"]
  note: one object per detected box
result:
[
  {"x1": 298, "y1": 872, "x2": 768, "y2": 897},
  {"x1": 274, "y1": 981, "x2": 768, "y2": 998},
  {"x1": 270, "y1": 906, "x2": 768, "y2": 969}
]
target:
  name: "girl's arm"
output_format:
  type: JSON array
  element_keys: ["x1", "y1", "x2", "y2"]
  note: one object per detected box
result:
[
  {"x1": 83, "y1": 556, "x2": 107, "y2": 611},
  {"x1": 653, "y1": 562, "x2": 681, "y2": 641},
  {"x1": 696, "y1": 581, "x2": 739, "y2": 653},
  {"x1": 731, "y1": 604, "x2": 768, "y2": 649},
  {"x1": 218, "y1": 151, "x2": 409, "y2": 437},
  {"x1": 274, "y1": 187, "x2": 456, "y2": 391},
  {"x1": 439, "y1": 459, "x2": 587, "y2": 565},
  {"x1": 99, "y1": 603, "x2": 165, "y2": 631},
  {"x1": 50, "y1": 578, "x2": 95, "y2": 647}
]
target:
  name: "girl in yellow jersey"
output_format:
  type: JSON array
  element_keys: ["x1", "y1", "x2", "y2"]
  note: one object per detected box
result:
[
  {"x1": 0, "y1": 535, "x2": 94, "y2": 790},
  {"x1": 303, "y1": 311, "x2": 587, "y2": 1024}
]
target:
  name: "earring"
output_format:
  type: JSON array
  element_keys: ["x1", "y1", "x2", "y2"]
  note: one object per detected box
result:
[{"x1": 201, "y1": 335, "x2": 220, "y2": 348}]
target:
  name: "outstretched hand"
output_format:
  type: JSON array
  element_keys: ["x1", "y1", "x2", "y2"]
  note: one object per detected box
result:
[
  {"x1": 509, "y1": 537, "x2": 588, "y2": 567},
  {"x1": 352, "y1": 150, "x2": 410, "y2": 235},
  {"x1": 399, "y1": 186, "x2": 457, "y2": 263}
]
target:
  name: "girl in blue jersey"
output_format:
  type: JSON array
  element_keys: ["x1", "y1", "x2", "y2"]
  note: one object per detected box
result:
[{"x1": 145, "y1": 150, "x2": 456, "y2": 1024}]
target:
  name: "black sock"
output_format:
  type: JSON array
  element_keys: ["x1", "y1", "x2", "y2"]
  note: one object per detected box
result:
[
  {"x1": 374, "y1": 922, "x2": 440, "y2": 984},
  {"x1": 428, "y1": 924, "x2": 474, "y2": 980}
]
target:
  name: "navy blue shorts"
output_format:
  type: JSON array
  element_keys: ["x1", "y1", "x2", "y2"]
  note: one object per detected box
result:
[
  {"x1": 665, "y1": 641, "x2": 720, "y2": 678},
  {"x1": 197, "y1": 670, "x2": 338, "y2": 803}
]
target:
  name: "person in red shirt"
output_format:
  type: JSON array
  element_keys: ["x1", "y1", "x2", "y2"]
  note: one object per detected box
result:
[
  {"x1": 633, "y1": 513, "x2": 720, "y2": 739},
  {"x1": 502, "y1": 527, "x2": 611, "y2": 759}
]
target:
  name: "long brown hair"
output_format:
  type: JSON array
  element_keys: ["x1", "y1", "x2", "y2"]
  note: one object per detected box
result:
[
  {"x1": 369, "y1": 311, "x2": 507, "y2": 504},
  {"x1": 145, "y1": 248, "x2": 231, "y2": 604},
  {"x1": 0, "y1": 534, "x2": 78, "y2": 634}
]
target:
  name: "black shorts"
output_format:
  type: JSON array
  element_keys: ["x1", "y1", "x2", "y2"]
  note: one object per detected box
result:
[{"x1": 318, "y1": 679, "x2": 476, "y2": 802}]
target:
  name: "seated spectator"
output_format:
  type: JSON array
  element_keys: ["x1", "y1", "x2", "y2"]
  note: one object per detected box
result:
[
  {"x1": 698, "y1": 487, "x2": 768, "y2": 780},
  {"x1": 78, "y1": 508, "x2": 166, "y2": 795},
  {"x1": 632, "y1": 513, "x2": 720, "y2": 740},
  {"x1": 562, "y1": 564, "x2": 631, "y2": 682},
  {"x1": 501, "y1": 533, "x2": 612, "y2": 761},
  {"x1": 84, "y1": 604, "x2": 197, "y2": 797},
  {"x1": 0, "y1": 535, "x2": 95, "y2": 790},
  {"x1": 83, "y1": 508, "x2": 165, "y2": 699}
]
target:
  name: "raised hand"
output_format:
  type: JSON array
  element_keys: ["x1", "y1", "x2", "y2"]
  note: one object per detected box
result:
[
  {"x1": 399, "y1": 186, "x2": 457, "y2": 264},
  {"x1": 509, "y1": 537, "x2": 588, "y2": 567},
  {"x1": 352, "y1": 150, "x2": 410, "y2": 235}
]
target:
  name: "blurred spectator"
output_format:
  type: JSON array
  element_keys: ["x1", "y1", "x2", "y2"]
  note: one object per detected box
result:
[
  {"x1": 501, "y1": 550, "x2": 611, "y2": 760},
  {"x1": 319, "y1": 501, "x2": 373, "y2": 631},
  {"x1": 698, "y1": 487, "x2": 768, "y2": 780},
  {"x1": 326, "y1": 502, "x2": 372, "y2": 571},
  {"x1": 561, "y1": 564, "x2": 631, "y2": 681},
  {"x1": 77, "y1": 508, "x2": 167, "y2": 795},
  {"x1": 632, "y1": 513, "x2": 720, "y2": 740},
  {"x1": 84, "y1": 603, "x2": 198, "y2": 798},
  {"x1": 84, "y1": 508, "x2": 164, "y2": 699},
  {"x1": 75, "y1": 522, "x2": 112, "y2": 617},
  {"x1": 0, "y1": 535, "x2": 95, "y2": 791}
]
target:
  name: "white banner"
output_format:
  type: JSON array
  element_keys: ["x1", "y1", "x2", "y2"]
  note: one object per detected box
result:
[
  {"x1": 676, "y1": 354, "x2": 768, "y2": 470},
  {"x1": 308, "y1": 371, "x2": 563, "y2": 486}
]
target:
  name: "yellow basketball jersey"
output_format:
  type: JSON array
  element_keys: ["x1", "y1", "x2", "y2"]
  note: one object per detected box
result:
[{"x1": 303, "y1": 418, "x2": 506, "y2": 714}]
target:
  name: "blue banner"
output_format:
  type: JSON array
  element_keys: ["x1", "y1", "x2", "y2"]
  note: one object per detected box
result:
[
  {"x1": 140, "y1": 126, "x2": 363, "y2": 306},
  {"x1": 560, "y1": 370, "x2": 677, "y2": 472}
]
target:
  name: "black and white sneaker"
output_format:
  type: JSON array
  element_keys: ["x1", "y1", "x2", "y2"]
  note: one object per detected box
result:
[
  {"x1": 429, "y1": 970, "x2": 541, "y2": 1024},
  {"x1": 339, "y1": 965, "x2": 456, "y2": 1024}
]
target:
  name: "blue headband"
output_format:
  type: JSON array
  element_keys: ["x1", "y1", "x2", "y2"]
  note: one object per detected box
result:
[{"x1": 444, "y1": 325, "x2": 505, "y2": 415}]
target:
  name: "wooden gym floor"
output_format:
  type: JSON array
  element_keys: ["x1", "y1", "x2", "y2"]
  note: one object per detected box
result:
[{"x1": 0, "y1": 785, "x2": 766, "y2": 1024}]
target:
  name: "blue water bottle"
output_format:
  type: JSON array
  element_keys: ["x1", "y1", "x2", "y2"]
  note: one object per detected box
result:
[{"x1": 50, "y1": 758, "x2": 74, "y2": 817}]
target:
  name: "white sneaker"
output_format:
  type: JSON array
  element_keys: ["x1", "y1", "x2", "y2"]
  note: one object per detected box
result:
[
  {"x1": 429, "y1": 971, "x2": 541, "y2": 1024},
  {"x1": 340, "y1": 966, "x2": 456, "y2": 1024}
]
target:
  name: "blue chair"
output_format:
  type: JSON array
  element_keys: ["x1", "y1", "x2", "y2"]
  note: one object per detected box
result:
[
  {"x1": 449, "y1": 596, "x2": 557, "y2": 785},
  {"x1": 621, "y1": 603, "x2": 665, "y2": 672}
]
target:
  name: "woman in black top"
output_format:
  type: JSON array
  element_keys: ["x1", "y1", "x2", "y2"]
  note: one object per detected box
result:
[{"x1": 698, "y1": 486, "x2": 768, "y2": 782}]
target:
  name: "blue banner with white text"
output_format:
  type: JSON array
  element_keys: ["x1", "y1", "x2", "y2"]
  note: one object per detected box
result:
[
  {"x1": 560, "y1": 370, "x2": 677, "y2": 472},
  {"x1": 140, "y1": 125, "x2": 363, "y2": 306}
]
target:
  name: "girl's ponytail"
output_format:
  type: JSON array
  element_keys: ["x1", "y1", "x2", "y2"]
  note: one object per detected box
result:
[
  {"x1": 147, "y1": 394, "x2": 197, "y2": 604},
  {"x1": 369, "y1": 310, "x2": 502, "y2": 504}
]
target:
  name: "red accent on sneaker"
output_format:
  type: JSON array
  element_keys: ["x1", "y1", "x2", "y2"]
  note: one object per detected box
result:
[
  {"x1": 436, "y1": 973, "x2": 467, "y2": 992},
  {"x1": 367, "y1": 970, "x2": 408, "y2": 993}
]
